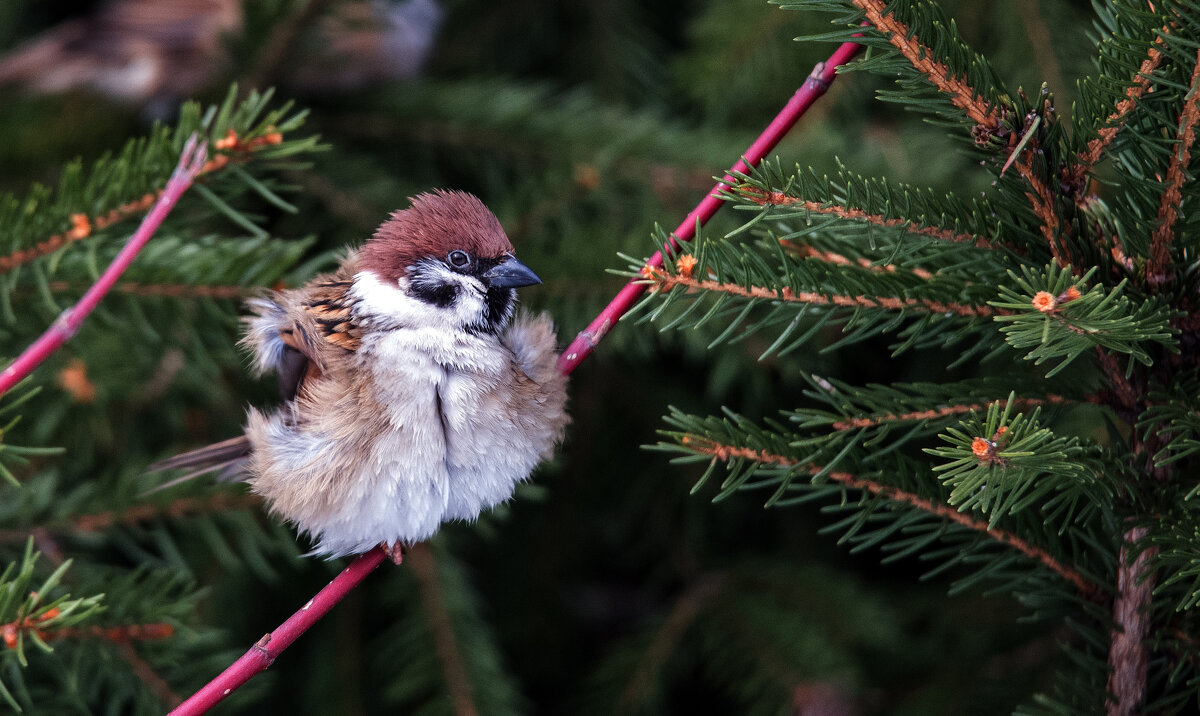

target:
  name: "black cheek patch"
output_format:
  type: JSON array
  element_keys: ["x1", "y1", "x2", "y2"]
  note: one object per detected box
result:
[{"x1": 410, "y1": 281, "x2": 459, "y2": 308}]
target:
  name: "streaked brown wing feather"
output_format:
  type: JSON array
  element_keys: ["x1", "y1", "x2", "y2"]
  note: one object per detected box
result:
[{"x1": 303, "y1": 280, "x2": 362, "y2": 352}]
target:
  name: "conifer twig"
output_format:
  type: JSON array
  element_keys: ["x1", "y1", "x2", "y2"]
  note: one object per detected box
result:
[
  {"x1": 0, "y1": 193, "x2": 162, "y2": 274},
  {"x1": 740, "y1": 187, "x2": 999, "y2": 249},
  {"x1": 850, "y1": 0, "x2": 999, "y2": 128},
  {"x1": 616, "y1": 574, "x2": 724, "y2": 710},
  {"x1": 782, "y1": 243, "x2": 935, "y2": 279},
  {"x1": 644, "y1": 270, "x2": 1000, "y2": 317},
  {"x1": 172, "y1": 36, "x2": 868, "y2": 715},
  {"x1": 0, "y1": 136, "x2": 208, "y2": 397},
  {"x1": 556, "y1": 36, "x2": 866, "y2": 373},
  {"x1": 1147, "y1": 46, "x2": 1200, "y2": 290},
  {"x1": 1066, "y1": 26, "x2": 1171, "y2": 190},
  {"x1": 684, "y1": 438, "x2": 1099, "y2": 599},
  {"x1": 827, "y1": 394, "x2": 1081, "y2": 430}
]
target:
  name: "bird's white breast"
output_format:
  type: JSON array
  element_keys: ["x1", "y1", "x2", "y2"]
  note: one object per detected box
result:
[{"x1": 295, "y1": 271, "x2": 541, "y2": 554}]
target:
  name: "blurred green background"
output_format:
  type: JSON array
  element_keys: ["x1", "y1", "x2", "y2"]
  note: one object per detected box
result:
[{"x1": 0, "y1": 0, "x2": 1101, "y2": 713}]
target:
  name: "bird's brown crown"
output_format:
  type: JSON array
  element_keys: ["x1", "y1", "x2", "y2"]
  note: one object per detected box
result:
[{"x1": 361, "y1": 190, "x2": 514, "y2": 282}]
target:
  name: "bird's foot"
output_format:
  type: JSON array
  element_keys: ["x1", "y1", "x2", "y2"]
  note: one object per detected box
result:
[{"x1": 383, "y1": 542, "x2": 405, "y2": 565}]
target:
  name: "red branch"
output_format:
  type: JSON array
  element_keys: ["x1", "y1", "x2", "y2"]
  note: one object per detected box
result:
[
  {"x1": 172, "y1": 35, "x2": 868, "y2": 715},
  {"x1": 168, "y1": 548, "x2": 388, "y2": 715},
  {"x1": 555, "y1": 36, "x2": 866, "y2": 374},
  {"x1": 0, "y1": 136, "x2": 209, "y2": 397}
]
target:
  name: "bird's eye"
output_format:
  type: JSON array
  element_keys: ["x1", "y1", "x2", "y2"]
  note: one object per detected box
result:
[{"x1": 447, "y1": 250, "x2": 470, "y2": 268}]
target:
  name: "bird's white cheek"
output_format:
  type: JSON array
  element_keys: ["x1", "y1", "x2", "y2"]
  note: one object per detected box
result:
[{"x1": 351, "y1": 270, "x2": 485, "y2": 331}]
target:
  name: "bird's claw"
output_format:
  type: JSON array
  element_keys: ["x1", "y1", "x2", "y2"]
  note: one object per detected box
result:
[{"x1": 384, "y1": 542, "x2": 405, "y2": 565}]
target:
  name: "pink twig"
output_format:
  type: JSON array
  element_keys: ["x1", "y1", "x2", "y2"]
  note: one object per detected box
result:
[
  {"x1": 169, "y1": 35, "x2": 866, "y2": 715},
  {"x1": 556, "y1": 37, "x2": 865, "y2": 374},
  {"x1": 0, "y1": 136, "x2": 209, "y2": 397},
  {"x1": 168, "y1": 547, "x2": 388, "y2": 716}
]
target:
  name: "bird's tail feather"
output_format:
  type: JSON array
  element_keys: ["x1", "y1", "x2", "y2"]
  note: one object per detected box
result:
[{"x1": 143, "y1": 435, "x2": 251, "y2": 494}]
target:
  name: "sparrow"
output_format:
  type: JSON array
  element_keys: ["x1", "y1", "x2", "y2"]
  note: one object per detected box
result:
[{"x1": 150, "y1": 190, "x2": 569, "y2": 561}]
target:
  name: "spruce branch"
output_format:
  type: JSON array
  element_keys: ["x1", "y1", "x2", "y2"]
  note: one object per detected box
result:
[
  {"x1": 1147, "y1": 45, "x2": 1200, "y2": 290},
  {"x1": 633, "y1": 230, "x2": 1005, "y2": 360},
  {"x1": 738, "y1": 185, "x2": 1000, "y2": 249},
  {"x1": 0, "y1": 385, "x2": 63, "y2": 487},
  {"x1": 848, "y1": 0, "x2": 1000, "y2": 128},
  {"x1": 0, "y1": 87, "x2": 309, "y2": 281},
  {"x1": 615, "y1": 575, "x2": 724, "y2": 711},
  {"x1": 818, "y1": 394, "x2": 1081, "y2": 431},
  {"x1": 70, "y1": 494, "x2": 262, "y2": 535},
  {"x1": 1012, "y1": 134, "x2": 1072, "y2": 268},
  {"x1": 643, "y1": 265, "x2": 999, "y2": 317},
  {"x1": 0, "y1": 137, "x2": 208, "y2": 398},
  {"x1": 115, "y1": 640, "x2": 183, "y2": 710},
  {"x1": 990, "y1": 264, "x2": 1175, "y2": 377},
  {"x1": 1067, "y1": 25, "x2": 1171, "y2": 189},
  {"x1": 925, "y1": 397, "x2": 1105, "y2": 527},
  {"x1": 0, "y1": 193, "x2": 160, "y2": 274},
  {"x1": 782, "y1": 243, "x2": 936, "y2": 279},
  {"x1": 832, "y1": 0, "x2": 1074, "y2": 262},
  {"x1": 678, "y1": 436, "x2": 1098, "y2": 598},
  {"x1": 0, "y1": 541, "x2": 105, "y2": 711},
  {"x1": 46, "y1": 281, "x2": 253, "y2": 300}
]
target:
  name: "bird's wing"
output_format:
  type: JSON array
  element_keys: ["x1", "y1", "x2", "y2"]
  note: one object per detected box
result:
[
  {"x1": 145, "y1": 277, "x2": 363, "y2": 489},
  {"x1": 302, "y1": 279, "x2": 363, "y2": 352},
  {"x1": 276, "y1": 279, "x2": 362, "y2": 403}
]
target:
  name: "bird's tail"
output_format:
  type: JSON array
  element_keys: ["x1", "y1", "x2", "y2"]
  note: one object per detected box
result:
[{"x1": 143, "y1": 435, "x2": 252, "y2": 494}]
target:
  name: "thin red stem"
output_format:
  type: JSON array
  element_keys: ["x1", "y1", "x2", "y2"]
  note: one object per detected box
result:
[
  {"x1": 556, "y1": 35, "x2": 866, "y2": 374},
  {"x1": 168, "y1": 547, "x2": 388, "y2": 716},
  {"x1": 170, "y1": 34, "x2": 867, "y2": 714},
  {"x1": 0, "y1": 136, "x2": 208, "y2": 397}
]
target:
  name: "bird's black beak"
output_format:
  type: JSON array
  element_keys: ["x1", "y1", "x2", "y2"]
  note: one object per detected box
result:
[{"x1": 482, "y1": 256, "x2": 541, "y2": 288}]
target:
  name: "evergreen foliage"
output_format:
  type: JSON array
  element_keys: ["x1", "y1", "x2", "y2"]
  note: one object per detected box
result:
[
  {"x1": 641, "y1": 0, "x2": 1200, "y2": 712},
  {"x1": 0, "y1": 0, "x2": 1196, "y2": 714}
]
